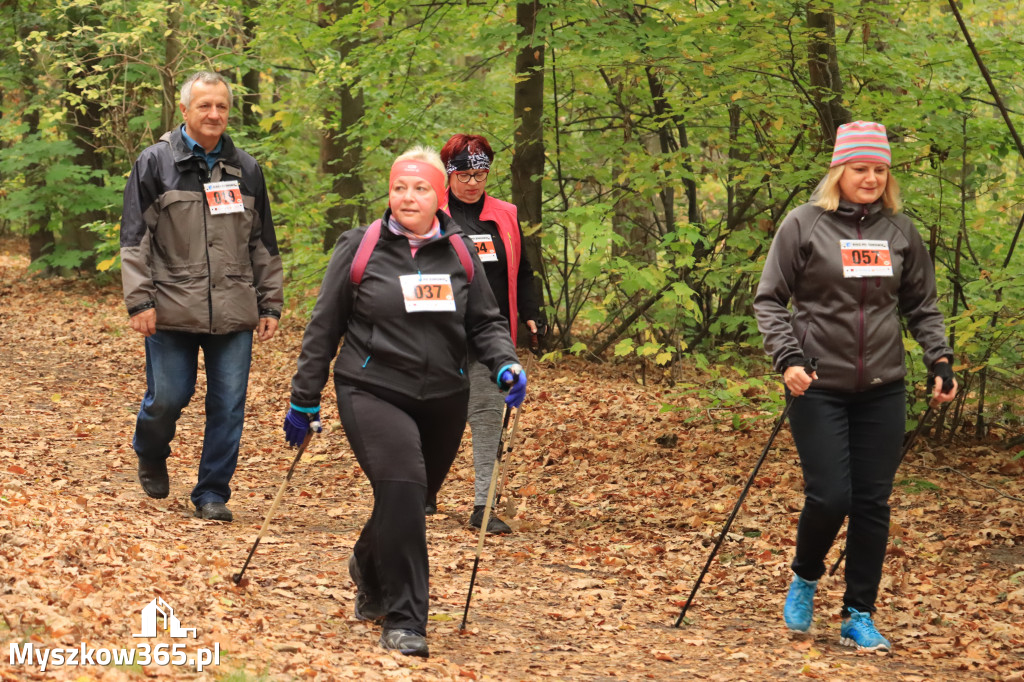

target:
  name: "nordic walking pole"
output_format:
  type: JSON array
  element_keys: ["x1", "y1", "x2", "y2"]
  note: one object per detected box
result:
[
  {"x1": 828, "y1": 397, "x2": 940, "y2": 576},
  {"x1": 494, "y1": 353, "x2": 533, "y2": 508},
  {"x1": 674, "y1": 358, "x2": 817, "y2": 627},
  {"x1": 233, "y1": 422, "x2": 319, "y2": 584},
  {"x1": 460, "y1": 405, "x2": 514, "y2": 632}
]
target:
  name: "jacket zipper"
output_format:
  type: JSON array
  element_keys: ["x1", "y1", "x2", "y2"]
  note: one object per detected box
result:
[
  {"x1": 201, "y1": 160, "x2": 214, "y2": 333},
  {"x1": 856, "y1": 211, "x2": 867, "y2": 389}
]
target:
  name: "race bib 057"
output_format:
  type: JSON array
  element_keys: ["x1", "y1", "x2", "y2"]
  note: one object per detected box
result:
[{"x1": 840, "y1": 239, "x2": 893, "y2": 278}]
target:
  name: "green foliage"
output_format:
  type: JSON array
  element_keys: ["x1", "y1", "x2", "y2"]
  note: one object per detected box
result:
[
  {"x1": 896, "y1": 478, "x2": 942, "y2": 494},
  {"x1": 1, "y1": 0, "x2": 1021, "y2": 436}
]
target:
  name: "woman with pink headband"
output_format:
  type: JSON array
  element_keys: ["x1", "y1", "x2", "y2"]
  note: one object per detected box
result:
[{"x1": 283, "y1": 146, "x2": 526, "y2": 657}]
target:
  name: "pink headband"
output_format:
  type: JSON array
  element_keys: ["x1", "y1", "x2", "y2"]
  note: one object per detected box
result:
[{"x1": 389, "y1": 159, "x2": 446, "y2": 202}]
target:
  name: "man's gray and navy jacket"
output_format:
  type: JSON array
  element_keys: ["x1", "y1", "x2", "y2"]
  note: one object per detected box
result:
[
  {"x1": 120, "y1": 129, "x2": 283, "y2": 333},
  {"x1": 754, "y1": 199, "x2": 953, "y2": 392},
  {"x1": 290, "y1": 210, "x2": 519, "y2": 408}
]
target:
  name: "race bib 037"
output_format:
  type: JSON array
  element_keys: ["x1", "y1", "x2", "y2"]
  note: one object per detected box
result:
[{"x1": 399, "y1": 274, "x2": 456, "y2": 312}]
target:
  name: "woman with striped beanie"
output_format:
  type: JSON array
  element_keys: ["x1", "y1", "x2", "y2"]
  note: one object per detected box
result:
[{"x1": 753, "y1": 121, "x2": 958, "y2": 652}]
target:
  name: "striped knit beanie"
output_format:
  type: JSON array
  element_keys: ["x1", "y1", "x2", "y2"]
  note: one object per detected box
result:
[{"x1": 830, "y1": 121, "x2": 891, "y2": 167}]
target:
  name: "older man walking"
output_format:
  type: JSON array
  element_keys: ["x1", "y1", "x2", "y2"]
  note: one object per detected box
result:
[{"x1": 120, "y1": 70, "x2": 283, "y2": 521}]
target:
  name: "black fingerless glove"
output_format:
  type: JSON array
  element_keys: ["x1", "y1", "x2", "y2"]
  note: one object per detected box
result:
[
  {"x1": 927, "y1": 361, "x2": 955, "y2": 394},
  {"x1": 780, "y1": 356, "x2": 818, "y2": 374}
]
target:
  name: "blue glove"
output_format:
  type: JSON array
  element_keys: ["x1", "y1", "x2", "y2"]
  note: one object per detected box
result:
[
  {"x1": 284, "y1": 406, "x2": 323, "y2": 447},
  {"x1": 500, "y1": 367, "x2": 527, "y2": 408}
]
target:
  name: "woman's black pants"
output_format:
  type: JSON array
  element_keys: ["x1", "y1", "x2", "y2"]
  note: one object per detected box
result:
[
  {"x1": 787, "y1": 380, "x2": 905, "y2": 616},
  {"x1": 338, "y1": 383, "x2": 469, "y2": 635}
]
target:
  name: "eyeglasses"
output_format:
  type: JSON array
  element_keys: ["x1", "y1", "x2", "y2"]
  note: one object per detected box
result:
[{"x1": 453, "y1": 171, "x2": 489, "y2": 184}]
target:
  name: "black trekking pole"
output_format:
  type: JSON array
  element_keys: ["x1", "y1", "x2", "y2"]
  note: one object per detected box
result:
[
  {"x1": 674, "y1": 358, "x2": 817, "y2": 627},
  {"x1": 827, "y1": 399, "x2": 938, "y2": 577},
  {"x1": 233, "y1": 422, "x2": 319, "y2": 584},
  {"x1": 460, "y1": 404, "x2": 519, "y2": 632}
]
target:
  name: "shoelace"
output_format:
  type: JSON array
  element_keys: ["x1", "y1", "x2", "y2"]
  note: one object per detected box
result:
[{"x1": 848, "y1": 615, "x2": 883, "y2": 641}]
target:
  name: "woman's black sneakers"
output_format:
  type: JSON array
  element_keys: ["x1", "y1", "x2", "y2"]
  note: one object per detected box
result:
[
  {"x1": 379, "y1": 629, "x2": 429, "y2": 657},
  {"x1": 469, "y1": 505, "x2": 512, "y2": 534},
  {"x1": 348, "y1": 555, "x2": 385, "y2": 623},
  {"x1": 424, "y1": 493, "x2": 438, "y2": 515}
]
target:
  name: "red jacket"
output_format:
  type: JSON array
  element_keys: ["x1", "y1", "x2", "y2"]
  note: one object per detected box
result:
[{"x1": 442, "y1": 191, "x2": 523, "y2": 345}]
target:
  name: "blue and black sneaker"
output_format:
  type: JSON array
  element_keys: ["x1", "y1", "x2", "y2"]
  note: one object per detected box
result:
[{"x1": 840, "y1": 608, "x2": 891, "y2": 652}]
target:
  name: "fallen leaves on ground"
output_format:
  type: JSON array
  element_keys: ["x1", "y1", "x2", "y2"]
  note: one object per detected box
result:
[{"x1": 1, "y1": 239, "x2": 1022, "y2": 681}]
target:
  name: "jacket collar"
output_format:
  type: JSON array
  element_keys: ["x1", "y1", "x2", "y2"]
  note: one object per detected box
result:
[
  {"x1": 380, "y1": 209, "x2": 463, "y2": 241},
  {"x1": 160, "y1": 128, "x2": 241, "y2": 171},
  {"x1": 836, "y1": 198, "x2": 885, "y2": 224}
]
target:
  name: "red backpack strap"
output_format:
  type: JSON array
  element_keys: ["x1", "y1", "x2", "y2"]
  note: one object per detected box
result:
[
  {"x1": 350, "y1": 219, "x2": 383, "y2": 285},
  {"x1": 448, "y1": 234, "x2": 475, "y2": 284}
]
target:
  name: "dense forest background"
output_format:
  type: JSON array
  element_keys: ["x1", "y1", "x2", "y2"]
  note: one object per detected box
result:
[{"x1": 1, "y1": 0, "x2": 1021, "y2": 445}]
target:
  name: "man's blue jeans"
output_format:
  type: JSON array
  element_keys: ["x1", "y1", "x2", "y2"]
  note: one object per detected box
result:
[{"x1": 133, "y1": 330, "x2": 253, "y2": 508}]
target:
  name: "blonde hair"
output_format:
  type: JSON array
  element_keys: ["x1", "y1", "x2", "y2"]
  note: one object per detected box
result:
[
  {"x1": 812, "y1": 164, "x2": 902, "y2": 212},
  {"x1": 394, "y1": 146, "x2": 446, "y2": 178}
]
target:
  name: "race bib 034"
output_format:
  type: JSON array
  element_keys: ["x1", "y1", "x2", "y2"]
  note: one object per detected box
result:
[{"x1": 470, "y1": 235, "x2": 498, "y2": 262}]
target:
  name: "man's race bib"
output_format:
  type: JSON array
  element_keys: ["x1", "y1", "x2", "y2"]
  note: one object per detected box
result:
[
  {"x1": 204, "y1": 181, "x2": 245, "y2": 215},
  {"x1": 470, "y1": 235, "x2": 498, "y2": 262},
  {"x1": 840, "y1": 239, "x2": 893, "y2": 278},
  {"x1": 399, "y1": 274, "x2": 456, "y2": 312}
]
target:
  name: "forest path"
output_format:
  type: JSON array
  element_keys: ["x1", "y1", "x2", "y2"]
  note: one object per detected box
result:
[{"x1": 1, "y1": 240, "x2": 1021, "y2": 681}]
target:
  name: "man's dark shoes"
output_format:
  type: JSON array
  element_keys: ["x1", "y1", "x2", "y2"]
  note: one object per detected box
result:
[
  {"x1": 194, "y1": 502, "x2": 233, "y2": 522},
  {"x1": 469, "y1": 505, "x2": 512, "y2": 534},
  {"x1": 348, "y1": 555, "x2": 386, "y2": 622},
  {"x1": 137, "y1": 458, "x2": 169, "y2": 499},
  {"x1": 424, "y1": 493, "x2": 438, "y2": 516},
  {"x1": 379, "y1": 629, "x2": 428, "y2": 657}
]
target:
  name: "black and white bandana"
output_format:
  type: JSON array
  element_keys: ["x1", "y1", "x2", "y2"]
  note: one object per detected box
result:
[{"x1": 445, "y1": 148, "x2": 492, "y2": 174}]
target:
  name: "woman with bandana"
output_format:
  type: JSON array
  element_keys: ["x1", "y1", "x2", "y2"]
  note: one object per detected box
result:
[
  {"x1": 430, "y1": 133, "x2": 544, "y2": 534},
  {"x1": 283, "y1": 146, "x2": 526, "y2": 657}
]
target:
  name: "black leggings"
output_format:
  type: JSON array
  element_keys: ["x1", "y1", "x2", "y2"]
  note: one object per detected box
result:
[
  {"x1": 337, "y1": 383, "x2": 468, "y2": 634},
  {"x1": 787, "y1": 380, "x2": 905, "y2": 616}
]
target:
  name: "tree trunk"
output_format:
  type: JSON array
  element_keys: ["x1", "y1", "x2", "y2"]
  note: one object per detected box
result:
[
  {"x1": 319, "y1": 1, "x2": 366, "y2": 251},
  {"x1": 511, "y1": 1, "x2": 546, "y2": 332},
  {"x1": 161, "y1": 5, "x2": 182, "y2": 133},
  {"x1": 13, "y1": 7, "x2": 54, "y2": 267},
  {"x1": 241, "y1": 0, "x2": 260, "y2": 130},
  {"x1": 806, "y1": 3, "x2": 850, "y2": 144}
]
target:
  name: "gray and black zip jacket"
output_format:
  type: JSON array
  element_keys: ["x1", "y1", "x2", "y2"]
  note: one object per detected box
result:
[
  {"x1": 120, "y1": 129, "x2": 283, "y2": 333},
  {"x1": 754, "y1": 199, "x2": 952, "y2": 392},
  {"x1": 290, "y1": 210, "x2": 519, "y2": 408}
]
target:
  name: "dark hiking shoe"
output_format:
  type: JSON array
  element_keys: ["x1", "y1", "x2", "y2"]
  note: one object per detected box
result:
[
  {"x1": 137, "y1": 458, "x2": 169, "y2": 499},
  {"x1": 194, "y1": 502, "x2": 233, "y2": 522},
  {"x1": 424, "y1": 493, "x2": 438, "y2": 516},
  {"x1": 469, "y1": 505, "x2": 512, "y2": 534},
  {"x1": 348, "y1": 555, "x2": 385, "y2": 622},
  {"x1": 379, "y1": 629, "x2": 428, "y2": 658}
]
